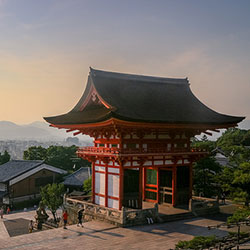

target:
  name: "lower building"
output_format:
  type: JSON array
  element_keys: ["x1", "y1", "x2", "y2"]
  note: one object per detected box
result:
[{"x1": 0, "y1": 160, "x2": 67, "y2": 206}]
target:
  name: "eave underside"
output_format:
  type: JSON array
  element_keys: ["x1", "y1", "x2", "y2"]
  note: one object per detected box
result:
[{"x1": 48, "y1": 118, "x2": 239, "y2": 137}]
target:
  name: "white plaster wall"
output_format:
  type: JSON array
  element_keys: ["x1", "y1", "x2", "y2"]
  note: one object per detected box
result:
[
  {"x1": 158, "y1": 134, "x2": 170, "y2": 139},
  {"x1": 108, "y1": 168, "x2": 120, "y2": 174},
  {"x1": 108, "y1": 175, "x2": 119, "y2": 198},
  {"x1": 124, "y1": 162, "x2": 131, "y2": 167},
  {"x1": 108, "y1": 198, "x2": 119, "y2": 209},
  {"x1": 95, "y1": 172, "x2": 105, "y2": 195},
  {"x1": 165, "y1": 160, "x2": 173, "y2": 165},
  {"x1": 144, "y1": 161, "x2": 152, "y2": 166},
  {"x1": 95, "y1": 166, "x2": 105, "y2": 172},
  {"x1": 132, "y1": 161, "x2": 139, "y2": 166},
  {"x1": 154, "y1": 160, "x2": 163, "y2": 165},
  {"x1": 95, "y1": 195, "x2": 105, "y2": 206}
]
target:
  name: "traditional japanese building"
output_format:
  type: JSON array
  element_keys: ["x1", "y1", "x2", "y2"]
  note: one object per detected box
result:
[{"x1": 44, "y1": 68, "x2": 244, "y2": 210}]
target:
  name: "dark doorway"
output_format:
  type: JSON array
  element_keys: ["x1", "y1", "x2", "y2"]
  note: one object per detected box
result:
[
  {"x1": 176, "y1": 166, "x2": 190, "y2": 206},
  {"x1": 123, "y1": 169, "x2": 140, "y2": 209},
  {"x1": 159, "y1": 170, "x2": 172, "y2": 204}
]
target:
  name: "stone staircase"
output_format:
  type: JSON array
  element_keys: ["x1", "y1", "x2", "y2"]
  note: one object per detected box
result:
[{"x1": 158, "y1": 211, "x2": 195, "y2": 223}]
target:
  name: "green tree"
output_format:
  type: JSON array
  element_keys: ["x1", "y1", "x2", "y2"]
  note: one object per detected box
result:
[
  {"x1": 176, "y1": 235, "x2": 217, "y2": 250},
  {"x1": 23, "y1": 146, "x2": 47, "y2": 161},
  {"x1": 193, "y1": 157, "x2": 221, "y2": 197},
  {"x1": 0, "y1": 150, "x2": 10, "y2": 165},
  {"x1": 214, "y1": 166, "x2": 234, "y2": 196},
  {"x1": 191, "y1": 135, "x2": 216, "y2": 153},
  {"x1": 231, "y1": 162, "x2": 250, "y2": 206},
  {"x1": 23, "y1": 145, "x2": 90, "y2": 171},
  {"x1": 227, "y1": 207, "x2": 250, "y2": 224},
  {"x1": 83, "y1": 177, "x2": 92, "y2": 193},
  {"x1": 40, "y1": 183, "x2": 65, "y2": 222}
]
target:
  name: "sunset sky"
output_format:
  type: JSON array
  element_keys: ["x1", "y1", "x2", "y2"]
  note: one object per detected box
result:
[{"x1": 0, "y1": 0, "x2": 250, "y2": 124}]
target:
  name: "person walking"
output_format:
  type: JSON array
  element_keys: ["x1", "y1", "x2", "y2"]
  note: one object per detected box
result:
[
  {"x1": 63, "y1": 210, "x2": 68, "y2": 229},
  {"x1": 77, "y1": 209, "x2": 84, "y2": 227},
  {"x1": 6, "y1": 207, "x2": 10, "y2": 214}
]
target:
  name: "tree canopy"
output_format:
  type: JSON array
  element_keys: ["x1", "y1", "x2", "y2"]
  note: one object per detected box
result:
[
  {"x1": 0, "y1": 150, "x2": 10, "y2": 165},
  {"x1": 23, "y1": 145, "x2": 90, "y2": 171},
  {"x1": 40, "y1": 183, "x2": 65, "y2": 222},
  {"x1": 193, "y1": 128, "x2": 250, "y2": 205}
]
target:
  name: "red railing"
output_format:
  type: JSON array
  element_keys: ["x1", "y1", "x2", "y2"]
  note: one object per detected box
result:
[{"x1": 77, "y1": 146, "x2": 207, "y2": 156}]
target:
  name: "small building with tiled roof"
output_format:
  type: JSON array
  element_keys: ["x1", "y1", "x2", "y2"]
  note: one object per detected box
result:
[
  {"x1": 63, "y1": 167, "x2": 91, "y2": 191},
  {"x1": 0, "y1": 160, "x2": 67, "y2": 206}
]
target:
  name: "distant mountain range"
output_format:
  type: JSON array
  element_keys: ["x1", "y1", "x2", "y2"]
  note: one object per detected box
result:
[
  {"x1": 0, "y1": 120, "x2": 92, "y2": 143},
  {"x1": 0, "y1": 119, "x2": 249, "y2": 142}
]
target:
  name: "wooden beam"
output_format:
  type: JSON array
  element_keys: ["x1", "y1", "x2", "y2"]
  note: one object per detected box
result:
[
  {"x1": 73, "y1": 131, "x2": 82, "y2": 136},
  {"x1": 66, "y1": 128, "x2": 75, "y2": 133},
  {"x1": 203, "y1": 131, "x2": 213, "y2": 136}
]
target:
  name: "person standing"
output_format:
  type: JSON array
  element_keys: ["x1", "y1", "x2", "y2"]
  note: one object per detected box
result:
[
  {"x1": 77, "y1": 209, "x2": 84, "y2": 227},
  {"x1": 28, "y1": 220, "x2": 34, "y2": 233},
  {"x1": 6, "y1": 207, "x2": 10, "y2": 214},
  {"x1": 63, "y1": 210, "x2": 68, "y2": 229},
  {"x1": 0, "y1": 207, "x2": 4, "y2": 219}
]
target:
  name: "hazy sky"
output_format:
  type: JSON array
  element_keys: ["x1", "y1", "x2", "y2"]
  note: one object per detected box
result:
[{"x1": 0, "y1": 0, "x2": 250, "y2": 124}]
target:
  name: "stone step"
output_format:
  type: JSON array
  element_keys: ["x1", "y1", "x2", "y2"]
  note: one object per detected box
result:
[{"x1": 158, "y1": 212, "x2": 194, "y2": 223}]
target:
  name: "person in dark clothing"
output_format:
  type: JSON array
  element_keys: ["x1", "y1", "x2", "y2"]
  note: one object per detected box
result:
[{"x1": 77, "y1": 209, "x2": 84, "y2": 227}]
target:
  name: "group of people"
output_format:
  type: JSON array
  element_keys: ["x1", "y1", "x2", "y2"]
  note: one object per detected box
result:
[
  {"x1": 0, "y1": 206, "x2": 11, "y2": 219},
  {"x1": 62, "y1": 208, "x2": 84, "y2": 229}
]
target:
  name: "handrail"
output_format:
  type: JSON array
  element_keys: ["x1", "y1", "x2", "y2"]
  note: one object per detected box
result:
[{"x1": 77, "y1": 146, "x2": 207, "y2": 156}]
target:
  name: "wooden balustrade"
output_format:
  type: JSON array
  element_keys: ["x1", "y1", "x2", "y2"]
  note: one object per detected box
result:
[{"x1": 77, "y1": 146, "x2": 207, "y2": 156}]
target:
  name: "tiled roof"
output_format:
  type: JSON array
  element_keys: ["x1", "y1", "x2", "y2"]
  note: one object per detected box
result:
[
  {"x1": 63, "y1": 167, "x2": 91, "y2": 187},
  {"x1": 0, "y1": 160, "x2": 43, "y2": 182},
  {"x1": 44, "y1": 68, "x2": 244, "y2": 126}
]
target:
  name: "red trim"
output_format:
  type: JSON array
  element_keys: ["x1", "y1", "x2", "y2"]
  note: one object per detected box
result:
[
  {"x1": 145, "y1": 183, "x2": 157, "y2": 188},
  {"x1": 143, "y1": 167, "x2": 146, "y2": 201},
  {"x1": 157, "y1": 168, "x2": 160, "y2": 203},
  {"x1": 95, "y1": 170, "x2": 105, "y2": 174},
  {"x1": 95, "y1": 193, "x2": 105, "y2": 197},
  {"x1": 107, "y1": 172, "x2": 120, "y2": 176},
  {"x1": 145, "y1": 188, "x2": 157, "y2": 193},
  {"x1": 108, "y1": 196, "x2": 119, "y2": 200},
  {"x1": 49, "y1": 117, "x2": 237, "y2": 131},
  {"x1": 92, "y1": 162, "x2": 95, "y2": 203},
  {"x1": 145, "y1": 198, "x2": 157, "y2": 203}
]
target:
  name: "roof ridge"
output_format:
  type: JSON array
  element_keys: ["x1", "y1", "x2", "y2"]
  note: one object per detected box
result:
[{"x1": 90, "y1": 67, "x2": 189, "y2": 85}]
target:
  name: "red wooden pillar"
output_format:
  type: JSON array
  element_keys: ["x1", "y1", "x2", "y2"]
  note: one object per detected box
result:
[
  {"x1": 139, "y1": 167, "x2": 143, "y2": 209},
  {"x1": 172, "y1": 165, "x2": 177, "y2": 206},
  {"x1": 105, "y1": 163, "x2": 108, "y2": 207},
  {"x1": 189, "y1": 164, "x2": 193, "y2": 199},
  {"x1": 119, "y1": 165, "x2": 124, "y2": 210},
  {"x1": 142, "y1": 167, "x2": 146, "y2": 200},
  {"x1": 157, "y1": 168, "x2": 160, "y2": 203},
  {"x1": 92, "y1": 162, "x2": 95, "y2": 204}
]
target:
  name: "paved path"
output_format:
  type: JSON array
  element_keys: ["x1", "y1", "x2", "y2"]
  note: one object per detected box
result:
[{"x1": 0, "y1": 210, "x2": 239, "y2": 250}]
